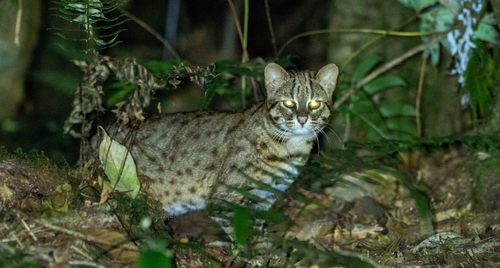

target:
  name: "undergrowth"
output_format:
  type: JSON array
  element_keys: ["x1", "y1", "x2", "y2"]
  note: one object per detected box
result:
[{"x1": 5, "y1": 0, "x2": 496, "y2": 267}]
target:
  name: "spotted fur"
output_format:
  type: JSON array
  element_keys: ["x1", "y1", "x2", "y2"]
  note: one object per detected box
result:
[{"x1": 104, "y1": 63, "x2": 338, "y2": 216}]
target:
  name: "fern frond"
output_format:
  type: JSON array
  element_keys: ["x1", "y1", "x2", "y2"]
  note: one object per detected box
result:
[
  {"x1": 50, "y1": 0, "x2": 129, "y2": 58},
  {"x1": 339, "y1": 56, "x2": 416, "y2": 141}
]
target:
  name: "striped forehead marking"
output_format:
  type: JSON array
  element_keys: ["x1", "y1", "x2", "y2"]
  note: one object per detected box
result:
[{"x1": 289, "y1": 71, "x2": 315, "y2": 99}]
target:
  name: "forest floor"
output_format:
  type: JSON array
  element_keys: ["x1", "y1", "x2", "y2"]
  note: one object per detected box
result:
[{"x1": 1, "y1": 138, "x2": 500, "y2": 267}]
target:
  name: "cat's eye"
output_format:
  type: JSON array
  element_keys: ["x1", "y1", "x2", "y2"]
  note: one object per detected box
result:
[
  {"x1": 284, "y1": 100, "x2": 295, "y2": 107},
  {"x1": 309, "y1": 100, "x2": 320, "y2": 108}
]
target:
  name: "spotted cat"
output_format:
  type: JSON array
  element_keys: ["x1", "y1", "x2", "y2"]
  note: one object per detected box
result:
[{"x1": 104, "y1": 63, "x2": 338, "y2": 216}]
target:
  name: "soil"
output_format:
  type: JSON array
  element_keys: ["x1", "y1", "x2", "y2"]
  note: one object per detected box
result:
[{"x1": 1, "y1": 144, "x2": 500, "y2": 267}]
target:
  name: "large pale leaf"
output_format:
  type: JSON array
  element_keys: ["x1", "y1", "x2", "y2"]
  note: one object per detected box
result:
[
  {"x1": 99, "y1": 127, "x2": 140, "y2": 199},
  {"x1": 420, "y1": 7, "x2": 454, "y2": 65},
  {"x1": 474, "y1": 22, "x2": 498, "y2": 43}
]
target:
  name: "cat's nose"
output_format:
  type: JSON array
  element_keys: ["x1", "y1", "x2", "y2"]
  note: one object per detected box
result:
[{"x1": 297, "y1": 116, "x2": 308, "y2": 126}]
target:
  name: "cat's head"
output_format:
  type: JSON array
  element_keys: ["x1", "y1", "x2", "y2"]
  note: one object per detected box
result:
[{"x1": 264, "y1": 63, "x2": 339, "y2": 137}]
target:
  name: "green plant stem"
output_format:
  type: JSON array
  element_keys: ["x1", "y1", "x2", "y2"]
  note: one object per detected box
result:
[
  {"x1": 277, "y1": 27, "x2": 430, "y2": 59},
  {"x1": 343, "y1": 96, "x2": 353, "y2": 144},
  {"x1": 227, "y1": 0, "x2": 249, "y2": 61},
  {"x1": 352, "y1": 106, "x2": 390, "y2": 140},
  {"x1": 264, "y1": 0, "x2": 277, "y2": 59},
  {"x1": 338, "y1": 14, "x2": 420, "y2": 72},
  {"x1": 243, "y1": 0, "x2": 249, "y2": 63},
  {"x1": 241, "y1": 0, "x2": 249, "y2": 108},
  {"x1": 416, "y1": 53, "x2": 427, "y2": 137}
]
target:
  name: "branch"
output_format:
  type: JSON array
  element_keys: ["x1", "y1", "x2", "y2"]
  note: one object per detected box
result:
[
  {"x1": 333, "y1": 43, "x2": 426, "y2": 110},
  {"x1": 118, "y1": 7, "x2": 179, "y2": 59},
  {"x1": 277, "y1": 28, "x2": 435, "y2": 58}
]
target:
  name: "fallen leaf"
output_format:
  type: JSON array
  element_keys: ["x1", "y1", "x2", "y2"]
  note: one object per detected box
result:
[
  {"x1": 98, "y1": 127, "x2": 140, "y2": 199},
  {"x1": 81, "y1": 228, "x2": 139, "y2": 263}
]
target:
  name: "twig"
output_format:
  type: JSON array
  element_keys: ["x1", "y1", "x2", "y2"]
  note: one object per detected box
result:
[
  {"x1": 35, "y1": 220, "x2": 138, "y2": 251},
  {"x1": 264, "y1": 0, "x2": 278, "y2": 59},
  {"x1": 338, "y1": 14, "x2": 420, "y2": 72},
  {"x1": 10, "y1": 232, "x2": 23, "y2": 250},
  {"x1": 68, "y1": 260, "x2": 107, "y2": 268},
  {"x1": 333, "y1": 43, "x2": 426, "y2": 110},
  {"x1": 118, "y1": 7, "x2": 179, "y2": 59},
  {"x1": 277, "y1": 28, "x2": 435, "y2": 58},
  {"x1": 14, "y1": 0, "x2": 22, "y2": 46},
  {"x1": 416, "y1": 53, "x2": 427, "y2": 137},
  {"x1": 21, "y1": 219, "x2": 37, "y2": 241},
  {"x1": 227, "y1": 0, "x2": 249, "y2": 62},
  {"x1": 71, "y1": 245, "x2": 93, "y2": 260}
]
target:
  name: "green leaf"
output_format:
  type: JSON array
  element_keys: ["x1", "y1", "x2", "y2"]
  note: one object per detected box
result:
[
  {"x1": 97, "y1": 40, "x2": 123, "y2": 50},
  {"x1": 352, "y1": 55, "x2": 382, "y2": 83},
  {"x1": 420, "y1": 7, "x2": 454, "y2": 65},
  {"x1": 138, "y1": 249, "x2": 172, "y2": 268},
  {"x1": 106, "y1": 81, "x2": 135, "y2": 107},
  {"x1": 474, "y1": 22, "x2": 498, "y2": 43},
  {"x1": 99, "y1": 28, "x2": 128, "y2": 38},
  {"x1": 354, "y1": 112, "x2": 390, "y2": 140},
  {"x1": 434, "y1": 8, "x2": 454, "y2": 32},
  {"x1": 277, "y1": 54, "x2": 297, "y2": 69},
  {"x1": 351, "y1": 100, "x2": 375, "y2": 114},
  {"x1": 464, "y1": 40, "x2": 496, "y2": 118},
  {"x1": 396, "y1": 0, "x2": 435, "y2": 10},
  {"x1": 98, "y1": 127, "x2": 140, "y2": 199},
  {"x1": 386, "y1": 118, "x2": 417, "y2": 135},
  {"x1": 390, "y1": 132, "x2": 415, "y2": 140},
  {"x1": 379, "y1": 104, "x2": 417, "y2": 117},
  {"x1": 232, "y1": 207, "x2": 251, "y2": 246},
  {"x1": 94, "y1": 35, "x2": 118, "y2": 46},
  {"x1": 363, "y1": 75, "x2": 407, "y2": 94},
  {"x1": 427, "y1": 42, "x2": 440, "y2": 66}
]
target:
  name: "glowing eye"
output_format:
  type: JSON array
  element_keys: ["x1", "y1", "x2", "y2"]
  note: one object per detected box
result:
[
  {"x1": 309, "y1": 100, "x2": 320, "y2": 108},
  {"x1": 284, "y1": 100, "x2": 295, "y2": 107}
]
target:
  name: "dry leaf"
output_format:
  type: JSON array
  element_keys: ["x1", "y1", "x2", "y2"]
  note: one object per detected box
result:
[{"x1": 81, "y1": 228, "x2": 139, "y2": 263}]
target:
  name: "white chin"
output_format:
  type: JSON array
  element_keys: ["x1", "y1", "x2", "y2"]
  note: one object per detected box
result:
[{"x1": 292, "y1": 128, "x2": 311, "y2": 135}]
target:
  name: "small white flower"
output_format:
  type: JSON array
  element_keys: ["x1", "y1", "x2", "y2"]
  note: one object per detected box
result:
[{"x1": 447, "y1": 0, "x2": 482, "y2": 87}]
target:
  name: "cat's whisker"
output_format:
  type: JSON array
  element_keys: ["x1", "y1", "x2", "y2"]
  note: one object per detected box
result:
[
  {"x1": 319, "y1": 129, "x2": 333, "y2": 148},
  {"x1": 313, "y1": 132, "x2": 320, "y2": 154},
  {"x1": 273, "y1": 127, "x2": 290, "y2": 143},
  {"x1": 323, "y1": 125, "x2": 342, "y2": 145}
]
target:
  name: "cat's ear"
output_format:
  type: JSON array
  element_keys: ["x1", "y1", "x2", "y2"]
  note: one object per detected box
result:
[
  {"x1": 265, "y1": 63, "x2": 289, "y2": 93},
  {"x1": 316, "y1": 64, "x2": 339, "y2": 95}
]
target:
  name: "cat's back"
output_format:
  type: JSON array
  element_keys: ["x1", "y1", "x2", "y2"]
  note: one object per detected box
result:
[
  {"x1": 132, "y1": 101, "x2": 263, "y2": 156},
  {"x1": 123, "y1": 102, "x2": 265, "y2": 215}
]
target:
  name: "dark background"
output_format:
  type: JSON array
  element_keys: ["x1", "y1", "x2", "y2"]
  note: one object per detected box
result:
[{"x1": 0, "y1": 0, "x2": 497, "y2": 164}]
